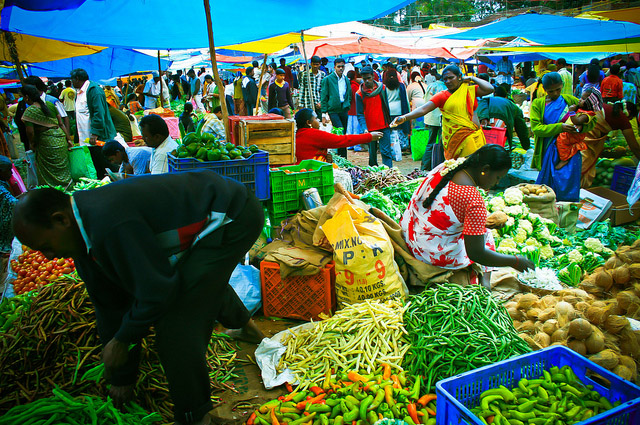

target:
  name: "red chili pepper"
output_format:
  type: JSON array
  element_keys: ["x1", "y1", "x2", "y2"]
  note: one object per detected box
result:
[
  {"x1": 487, "y1": 416, "x2": 495, "y2": 424},
  {"x1": 391, "y1": 375, "x2": 402, "y2": 389},
  {"x1": 417, "y1": 394, "x2": 437, "y2": 407},
  {"x1": 270, "y1": 408, "x2": 281, "y2": 425},
  {"x1": 247, "y1": 412, "x2": 257, "y2": 425},
  {"x1": 309, "y1": 386, "x2": 324, "y2": 396},
  {"x1": 382, "y1": 363, "x2": 391, "y2": 380},
  {"x1": 285, "y1": 382, "x2": 294, "y2": 393},
  {"x1": 295, "y1": 393, "x2": 325, "y2": 410},
  {"x1": 408, "y1": 403, "x2": 421, "y2": 425}
]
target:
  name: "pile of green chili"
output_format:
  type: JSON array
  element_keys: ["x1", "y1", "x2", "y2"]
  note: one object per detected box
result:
[
  {"x1": 402, "y1": 284, "x2": 531, "y2": 393},
  {"x1": 0, "y1": 387, "x2": 161, "y2": 425}
]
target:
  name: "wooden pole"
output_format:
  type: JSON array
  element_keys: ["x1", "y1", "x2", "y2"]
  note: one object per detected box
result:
[
  {"x1": 300, "y1": 31, "x2": 315, "y2": 113},
  {"x1": 255, "y1": 53, "x2": 268, "y2": 116},
  {"x1": 157, "y1": 50, "x2": 165, "y2": 108},
  {"x1": 3, "y1": 31, "x2": 25, "y2": 82},
  {"x1": 123, "y1": 73, "x2": 132, "y2": 108},
  {"x1": 203, "y1": 0, "x2": 231, "y2": 141}
]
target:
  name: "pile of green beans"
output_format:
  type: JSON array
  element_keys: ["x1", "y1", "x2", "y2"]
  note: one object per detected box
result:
[
  {"x1": 0, "y1": 387, "x2": 161, "y2": 425},
  {"x1": 403, "y1": 284, "x2": 531, "y2": 393}
]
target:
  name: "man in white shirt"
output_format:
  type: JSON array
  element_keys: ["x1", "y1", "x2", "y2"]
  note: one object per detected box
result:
[
  {"x1": 70, "y1": 68, "x2": 116, "y2": 147},
  {"x1": 139, "y1": 114, "x2": 178, "y2": 174},
  {"x1": 143, "y1": 72, "x2": 162, "y2": 110}
]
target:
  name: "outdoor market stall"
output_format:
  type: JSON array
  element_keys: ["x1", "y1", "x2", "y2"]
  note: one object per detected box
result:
[{"x1": 3, "y1": 1, "x2": 640, "y2": 424}]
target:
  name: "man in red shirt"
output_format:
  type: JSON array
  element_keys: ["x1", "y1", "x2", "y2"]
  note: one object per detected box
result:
[
  {"x1": 279, "y1": 58, "x2": 294, "y2": 88},
  {"x1": 601, "y1": 64, "x2": 623, "y2": 102},
  {"x1": 355, "y1": 66, "x2": 393, "y2": 167}
]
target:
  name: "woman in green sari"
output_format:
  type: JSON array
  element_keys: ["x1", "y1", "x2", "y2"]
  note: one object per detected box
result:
[{"x1": 21, "y1": 85, "x2": 72, "y2": 187}]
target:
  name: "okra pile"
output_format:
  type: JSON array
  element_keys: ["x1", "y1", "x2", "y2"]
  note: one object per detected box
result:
[
  {"x1": 251, "y1": 366, "x2": 437, "y2": 425},
  {"x1": 403, "y1": 284, "x2": 531, "y2": 393},
  {"x1": 471, "y1": 365, "x2": 620, "y2": 425}
]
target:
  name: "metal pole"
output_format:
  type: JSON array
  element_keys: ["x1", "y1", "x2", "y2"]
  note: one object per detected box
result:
[{"x1": 203, "y1": 0, "x2": 231, "y2": 141}]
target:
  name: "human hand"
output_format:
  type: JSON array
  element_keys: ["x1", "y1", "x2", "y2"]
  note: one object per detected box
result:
[
  {"x1": 370, "y1": 131, "x2": 383, "y2": 141},
  {"x1": 108, "y1": 384, "x2": 134, "y2": 410},
  {"x1": 390, "y1": 116, "x2": 405, "y2": 128},
  {"x1": 561, "y1": 124, "x2": 578, "y2": 133},
  {"x1": 89, "y1": 134, "x2": 98, "y2": 145},
  {"x1": 513, "y1": 255, "x2": 535, "y2": 272},
  {"x1": 103, "y1": 338, "x2": 129, "y2": 372},
  {"x1": 480, "y1": 119, "x2": 490, "y2": 128},
  {"x1": 462, "y1": 76, "x2": 474, "y2": 83}
]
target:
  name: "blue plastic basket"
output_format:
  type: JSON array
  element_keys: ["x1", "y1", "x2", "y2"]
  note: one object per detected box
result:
[
  {"x1": 167, "y1": 150, "x2": 270, "y2": 200},
  {"x1": 610, "y1": 165, "x2": 636, "y2": 195},
  {"x1": 436, "y1": 345, "x2": 640, "y2": 425}
]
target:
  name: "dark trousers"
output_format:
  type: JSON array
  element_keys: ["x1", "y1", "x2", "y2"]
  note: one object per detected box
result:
[
  {"x1": 421, "y1": 125, "x2": 443, "y2": 171},
  {"x1": 328, "y1": 110, "x2": 349, "y2": 159},
  {"x1": 95, "y1": 196, "x2": 263, "y2": 424},
  {"x1": 226, "y1": 95, "x2": 235, "y2": 115},
  {"x1": 368, "y1": 128, "x2": 393, "y2": 168}
]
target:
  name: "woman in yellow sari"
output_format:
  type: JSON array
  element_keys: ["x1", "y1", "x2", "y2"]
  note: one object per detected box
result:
[{"x1": 392, "y1": 65, "x2": 494, "y2": 159}]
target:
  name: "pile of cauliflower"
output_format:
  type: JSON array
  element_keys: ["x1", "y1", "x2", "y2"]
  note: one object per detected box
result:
[{"x1": 487, "y1": 187, "x2": 560, "y2": 260}]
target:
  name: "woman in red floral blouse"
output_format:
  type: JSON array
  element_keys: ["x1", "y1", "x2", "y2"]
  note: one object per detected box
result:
[{"x1": 400, "y1": 144, "x2": 534, "y2": 286}]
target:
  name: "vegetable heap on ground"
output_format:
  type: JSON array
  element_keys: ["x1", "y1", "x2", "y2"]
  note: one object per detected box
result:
[
  {"x1": 471, "y1": 365, "x2": 619, "y2": 425},
  {"x1": 402, "y1": 284, "x2": 531, "y2": 393},
  {"x1": 10, "y1": 247, "x2": 75, "y2": 295},
  {"x1": 486, "y1": 187, "x2": 559, "y2": 263},
  {"x1": 278, "y1": 299, "x2": 409, "y2": 387},
  {"x1": 250, "y1": 367, "x2": 437, "y2": 425},
  {"x1": 0, "y1": 388, "x2": 161, "y2": 425},
  {"x1": 509, "y1": 286, "x2": 640, "y2": 383},
  {"x1": 0, "y1": 278, "x2": 245, "y2": 420}
]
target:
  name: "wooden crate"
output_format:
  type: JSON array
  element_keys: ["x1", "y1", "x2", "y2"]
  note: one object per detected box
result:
[{"x1": 238, "y1": 119, "x2": 295, "y2": 165}]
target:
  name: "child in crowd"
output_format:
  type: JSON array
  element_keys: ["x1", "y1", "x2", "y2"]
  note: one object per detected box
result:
[
  {"x1": 267, "y1": 68, "x2": 293, "y2": 118},
  {"x1": 555, "y1": 88, "x2": 602, "y2": 169}
]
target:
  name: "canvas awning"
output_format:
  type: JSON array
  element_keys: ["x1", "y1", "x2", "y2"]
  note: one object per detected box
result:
[{"x1": 0, "y1": 31, "x2": 105, "y2": 63}]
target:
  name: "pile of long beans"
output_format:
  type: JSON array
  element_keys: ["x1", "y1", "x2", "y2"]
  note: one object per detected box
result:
[
  {"x1": 0, "y1": 278, "x2": 245, "y2": 420},
  {"x1": 355, "y1": 167, "x2": 407, "y2": 194},
  {"x1": 0, "y1": 387, "x2": 161, "y2": 424},
  {"x1": 402, "y1": 284, "x2": 531, "y2": 393},
  {"x1": 279, "y1": 299, "x2": 409, "y2": 387}
]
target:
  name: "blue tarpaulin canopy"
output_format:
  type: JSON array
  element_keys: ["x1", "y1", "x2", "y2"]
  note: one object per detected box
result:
[
  {"x1": 0, "y1": 0, "x2": 415, "y2": 49},
  {"x1": 26, "y1": 48, "x2": 171, "y2": 81},
  {"x1": 441, "y1": 12, "x2": 640, "y2": 45}
]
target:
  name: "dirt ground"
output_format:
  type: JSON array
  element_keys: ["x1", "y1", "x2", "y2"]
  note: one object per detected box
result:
[{"x1": 342, "y1": 148, "x2": 423, "y2": 175}]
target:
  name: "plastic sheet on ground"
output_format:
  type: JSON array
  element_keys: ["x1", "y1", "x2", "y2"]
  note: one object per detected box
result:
[
  {"x1": 1, "y1": 238, "x2": 22, "y2": 301},
  {"x1": 254, "y1": 322, "x2": 314, "y2": 389}
]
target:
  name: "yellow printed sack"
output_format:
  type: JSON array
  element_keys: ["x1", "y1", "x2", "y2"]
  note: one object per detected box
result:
[{"x1": 321, "y1": 203, "x2": 407, "y2": 306}]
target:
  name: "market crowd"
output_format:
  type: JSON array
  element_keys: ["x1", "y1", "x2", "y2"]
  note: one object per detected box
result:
[{"x1": 1, "y1": 52, "x2": 640, "y2": 425}]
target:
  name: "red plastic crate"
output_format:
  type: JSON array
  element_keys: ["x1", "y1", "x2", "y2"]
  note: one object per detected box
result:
[
  {"x1": 228, "y1": 114, "x2": 283, "y2": 145},
  {"x1": 483, "y1": 126, "x2": 506, "y2": 147},
  {"x1": 260, "y1": 261, "x2": 336, "y2": 321}
]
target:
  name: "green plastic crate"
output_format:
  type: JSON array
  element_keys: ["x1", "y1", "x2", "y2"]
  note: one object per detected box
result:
[{"x1": 269, "y1": 160, "x2": 334, "y2": 217}]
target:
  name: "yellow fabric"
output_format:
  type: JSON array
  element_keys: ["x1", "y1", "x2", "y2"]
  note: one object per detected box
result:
[
  {"x1": 441, "y1": 83, "x2": 485, "y2": 159},
  {"x1": 220, "y1": 33, "x2": 324, "y2": 54},
  {"x1": 490, "y1": 41, "x2": 640, "y2": 53},
  {"x1": 0, "y1": 32, "x2": 105, "y2": 63},
  {"x1": 577, "y1": 8, "x2": 640, "y2": 25}
]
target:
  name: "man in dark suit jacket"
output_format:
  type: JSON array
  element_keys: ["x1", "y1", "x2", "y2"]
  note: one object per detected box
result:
[{"x1": 321, "y1": 58, "x2": 351, "y2": 159}]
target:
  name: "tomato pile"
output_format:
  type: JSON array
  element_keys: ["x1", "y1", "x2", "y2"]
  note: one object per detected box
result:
[{"x1": 10, "y1": 247, "x2": 75, "y2": 295}]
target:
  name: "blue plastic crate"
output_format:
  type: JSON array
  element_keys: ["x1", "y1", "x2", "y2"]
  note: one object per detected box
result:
[
  {"x1": 168, "y1": 150, "x2": 270, "y2": 200},
  {"x1": 610, "y1": 165, "x2": 636, "y2": 195},
  {"x1": 436, "y1": 345, "x2": 640, "y2": 425}
]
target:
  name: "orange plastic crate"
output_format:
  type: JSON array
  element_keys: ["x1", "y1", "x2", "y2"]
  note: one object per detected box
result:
[{"x1": 260, "y1": 261, "x2": 336, "y2": 321}]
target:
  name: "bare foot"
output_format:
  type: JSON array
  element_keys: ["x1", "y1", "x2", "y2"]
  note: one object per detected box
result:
[
  {"x1": 108, "y1": 384, "x2": 134, "y2": 410},
  {"x1": 224, "y1": 319, "x2": 265, "y2": 344}
]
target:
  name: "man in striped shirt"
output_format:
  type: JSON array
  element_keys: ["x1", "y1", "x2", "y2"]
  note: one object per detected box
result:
[{"x1": 298, "y1": 55, "x2": 326, "y2": 118}]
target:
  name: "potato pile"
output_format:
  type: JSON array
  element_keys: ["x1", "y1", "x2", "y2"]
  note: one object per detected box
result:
[
  {"x1": 507, "y1": 288, "x2": 639, "y2": 383},
  {"x1": 519, "y1": 184, "x2": 549, "y2": 196},
  {"x1": 581, "y1": 241, "x2": 640, "y2": 301}
]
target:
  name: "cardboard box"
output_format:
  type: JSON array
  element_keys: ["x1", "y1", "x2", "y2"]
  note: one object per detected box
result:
[{"x1": 582, "y1": 186, "x2": 640, "y2": 226}]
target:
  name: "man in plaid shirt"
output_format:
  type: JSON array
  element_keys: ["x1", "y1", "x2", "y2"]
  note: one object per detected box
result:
[
  {"x1": 202, "y1": 106, "x2": 226, "y2": 139},
  {"x1": 298, "y1": 55, "x2": 326, "y2": 117}
]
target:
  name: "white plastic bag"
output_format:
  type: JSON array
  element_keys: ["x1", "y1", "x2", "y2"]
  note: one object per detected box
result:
[
  {"x1": 228, "y1": 264, "x2": 262, "y2": 315},
  {"x1": 390, "y1": 130, "x2": 402, "y2": 162},
  {"x1": 627, "y1": 162, "x2": 640, "y2": 213}
]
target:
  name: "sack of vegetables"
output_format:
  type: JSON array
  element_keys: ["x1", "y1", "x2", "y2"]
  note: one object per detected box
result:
[{"x1": 516, "y1": 183, "x2": 559, "y2": 224}]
